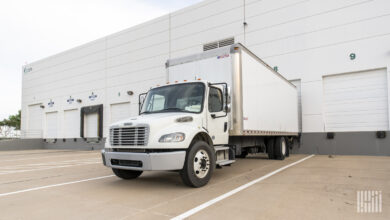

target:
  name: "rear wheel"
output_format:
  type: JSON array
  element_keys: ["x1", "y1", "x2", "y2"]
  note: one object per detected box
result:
[
  {"x1": 274, "y1": 137, "x2": 287, "y2": 160},
  {"x1": 285, "y1": 137, "x2": 291, "y2": 157},
  {"x1": 180, "y1": 141, "x2": 215, "y2": 187},
  {"x1": 112, "y1": 168, "x2": 143, "y2": 179},
  {"x1": 267, "y1": 138, "x2": 275, "y2": 159}
]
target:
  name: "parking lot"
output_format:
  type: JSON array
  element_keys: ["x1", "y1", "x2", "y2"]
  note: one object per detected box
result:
[{"x1": 0, "y1": 150, "x2": 388, "y2": 219}]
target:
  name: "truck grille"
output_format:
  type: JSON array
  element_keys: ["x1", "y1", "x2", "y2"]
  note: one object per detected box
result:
[{"x1": 109, "y1": 126, "x2": 149, "y2": 146}]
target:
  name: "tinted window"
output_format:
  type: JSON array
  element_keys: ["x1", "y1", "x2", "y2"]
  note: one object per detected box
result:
[{"x1": 208, "y1": 87, "x2": 223, "y2": 112}]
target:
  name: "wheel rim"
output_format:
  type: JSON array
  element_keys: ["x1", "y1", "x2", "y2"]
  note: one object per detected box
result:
[
  {"x1": 193, "y1": 149, "x2": 210, "y2": 179},
  {"x1": 282, "y1": 139, "x2": 286, "y2": 156}
]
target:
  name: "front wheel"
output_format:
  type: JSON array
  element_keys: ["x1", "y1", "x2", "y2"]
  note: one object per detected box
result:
[
  {"x1": 112, "y1": 168, "x2": 143, "y2": 179},
  {"x1": 180, "y1": 141, "x2": 215, "y2": 187}
]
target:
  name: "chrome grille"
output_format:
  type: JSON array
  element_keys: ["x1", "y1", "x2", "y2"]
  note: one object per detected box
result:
[{"x1": 109, "y1": 126, "x2": 149, "y2": 146}]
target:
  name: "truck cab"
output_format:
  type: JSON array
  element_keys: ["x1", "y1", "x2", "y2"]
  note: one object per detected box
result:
[{"x1": 102, "y1": 81, "x2": 232, "y2": 187}]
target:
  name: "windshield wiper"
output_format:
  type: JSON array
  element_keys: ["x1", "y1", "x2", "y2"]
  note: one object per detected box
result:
[
  {"x1": 160, "y1": 107, "x2": 191, "y2": 112},
  {"x1": 141, "y1": 108, "x2": 194, "y2": 114}
]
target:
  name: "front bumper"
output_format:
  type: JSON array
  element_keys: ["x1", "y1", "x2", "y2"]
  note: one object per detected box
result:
[{"x1": 101, "y1": 150, "x2": 186, "y2": 171}]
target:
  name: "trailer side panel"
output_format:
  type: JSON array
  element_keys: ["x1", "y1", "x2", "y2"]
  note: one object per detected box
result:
[{"x1": 241, "y1": 50, "x2": 299, "y2": 134}]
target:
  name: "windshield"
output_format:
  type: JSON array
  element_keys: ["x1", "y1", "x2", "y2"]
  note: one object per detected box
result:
[{"x1": 141, "y1": 83, "x2": 205, "y2": 114}]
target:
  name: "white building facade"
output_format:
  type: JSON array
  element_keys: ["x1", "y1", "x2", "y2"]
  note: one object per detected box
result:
[{"x1": 21, "y1": 0, "x2": 390, "y2": 154}]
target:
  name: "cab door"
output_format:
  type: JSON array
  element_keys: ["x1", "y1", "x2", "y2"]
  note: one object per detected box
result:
[{"x1": 206, "y1": 85, "x2": 229, "y2": 145}]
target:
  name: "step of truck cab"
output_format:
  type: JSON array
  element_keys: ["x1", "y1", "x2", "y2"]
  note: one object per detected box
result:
[
  {"x1": 215, "y1": 146, "x2": 235, "y2": 166},
  {"x1": 216, "y1": 159, "x2": 235, "y2": 166}
]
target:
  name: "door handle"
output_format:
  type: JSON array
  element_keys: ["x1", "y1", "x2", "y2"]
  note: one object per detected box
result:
[
  {"x1": 211, "y1": 114, "x2": 216, "y2": 119},
  {"x1": 224, "y1": 122, "x2": 228, "y2": 132}
]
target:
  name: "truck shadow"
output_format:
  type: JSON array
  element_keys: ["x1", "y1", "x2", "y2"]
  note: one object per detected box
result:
[
  {"x1": 242, "y1": 154, "x2": 269, "y2": 160},
  {"x1": 106, "y1": 171, "x2": 189, "y2": 189}
]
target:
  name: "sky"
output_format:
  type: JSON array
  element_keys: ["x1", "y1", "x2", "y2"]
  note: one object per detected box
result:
[{"x1": 0, "y1": 0, "x2": 203, "y2": 120}]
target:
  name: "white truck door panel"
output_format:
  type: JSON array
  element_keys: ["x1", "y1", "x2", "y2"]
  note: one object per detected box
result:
[{"x1": 207, "y1": 85, "x2": 229, "y2": 145}]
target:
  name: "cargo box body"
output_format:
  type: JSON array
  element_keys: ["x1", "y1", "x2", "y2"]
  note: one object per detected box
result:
[{"x1": 166, "y1": 44, "x2": 299, "y2": 137}]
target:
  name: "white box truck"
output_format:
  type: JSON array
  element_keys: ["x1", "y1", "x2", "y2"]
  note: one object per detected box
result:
[{"x1": 102, "y1": 44, "x2": 299, "y2": 187}]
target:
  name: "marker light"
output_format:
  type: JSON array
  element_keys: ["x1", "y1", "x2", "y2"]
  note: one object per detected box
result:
[{"x1": 176, "y1": 116, "x2": 193, "y2": 123}]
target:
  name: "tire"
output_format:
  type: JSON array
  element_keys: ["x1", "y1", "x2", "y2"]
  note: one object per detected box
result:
[
  {"x1": 274, "y1": 137, "x2": 287, "y2": 160},
  {"x1": 285, "y1": 137, "x2": 291, "y2": 157},
  {"x1": 180, "y1": 141, "x2": 215, "y2": 188},
  {"x1": 112, "y1": 168, "x2": 143, "y2": 180},
  {"x1": 267, "y1": 138, "x2": 275, "y2": 159}
]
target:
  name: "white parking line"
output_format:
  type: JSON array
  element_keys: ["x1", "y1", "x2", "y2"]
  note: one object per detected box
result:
[
  {"x1": 0, "y1": 158, "x2": 101, "y2": 174},
  {"x1": 171, "y1": 154, "x2": 315, "y2": 220},
  {"x1": 0, "y1": 152, "x2": 98, "y2": 162},
  {"x1": 0, "y1": 175, "x2": 115, "y2": 198},
  {"x1": 0, "y1": 162, "x2": 101, "y2": 175}
]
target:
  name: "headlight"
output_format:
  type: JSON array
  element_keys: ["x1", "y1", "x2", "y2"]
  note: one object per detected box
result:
[{"x1": 159, "y1": 132, "x2": 185, "y2": 142}]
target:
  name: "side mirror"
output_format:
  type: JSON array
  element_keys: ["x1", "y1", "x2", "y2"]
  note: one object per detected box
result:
[{"x1": 138, "y1": 92, "x2": 147, "y2": 114}]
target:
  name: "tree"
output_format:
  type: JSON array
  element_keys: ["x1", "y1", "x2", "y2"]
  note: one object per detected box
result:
[
  {"x1": 0, "y1": 110, "x2": 21, "y2": 130},
  {"x1": 0, "y1": 111, "x2": 21, "y2": 138}
]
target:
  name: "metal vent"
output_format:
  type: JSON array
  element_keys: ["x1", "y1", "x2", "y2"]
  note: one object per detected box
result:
[
  {"x1": 203, "y1": 42, "x2": 218, "y2": 51},
  {"x1": 203, "y1": 37, "x2": 235, "y2": 51},
  {"x1": 218, "y1": 38, "x2": 235, "y2": 47},
  {"x1": 110, "y1": 126, "x2": 149, "y2": 146}
]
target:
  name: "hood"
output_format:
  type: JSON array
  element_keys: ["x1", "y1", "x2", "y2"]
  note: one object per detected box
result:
[{"x1": 110, "y1": 112, "x2": 197, "y2": 127}]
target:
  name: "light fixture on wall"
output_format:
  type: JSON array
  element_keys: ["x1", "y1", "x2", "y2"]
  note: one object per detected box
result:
[
  {"x1": 326, "y1": 132, "x2": 335, "y2": 139},
  {"x1": 40, "y1": 105, "x2": 45, "y2": 109},
  {"x1": 376, "y1": 131, "x2": 386, "y2": 139},
  {"x1": 77, "y1": 99, "x2": 82, "y2": 103},
  {"x1": 127, "y1": 91, "x2": 134, "y2": 96}
]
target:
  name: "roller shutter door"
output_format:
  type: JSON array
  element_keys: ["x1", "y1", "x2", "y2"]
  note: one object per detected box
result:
[
  {"x1": 45, "y1": 112, "x2": 58, "y2": 138},
  {"x1": 323, "y1": 68, "x2": 388, "y2": 131},
  {"x1": 84, "y1": 113, "x2": 99, "y2": 138},
  {"x1": 110, "y1": 102, "x2": 131, "y2": 123},
  {"x1": 64, "y1": 109, "x2": 79, "y2": 138},
  {"x1": 27, "y1": 104, "x2": 43, "y2": 137}
]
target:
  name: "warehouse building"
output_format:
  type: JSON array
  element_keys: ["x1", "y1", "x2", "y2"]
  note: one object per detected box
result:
[{"x1": 21, "y1": 0, "x2": 390, "y2": 154}]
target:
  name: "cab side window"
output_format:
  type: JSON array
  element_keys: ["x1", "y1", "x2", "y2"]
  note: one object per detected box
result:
[{"x1": 208, "y1": 87, "x2": 223, "y2": 112}]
